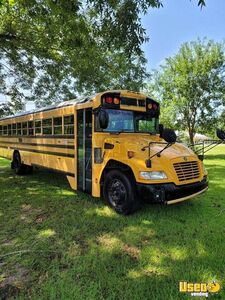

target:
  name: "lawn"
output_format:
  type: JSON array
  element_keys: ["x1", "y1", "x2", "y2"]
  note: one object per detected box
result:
[{"x1": 0, "y1": 146, "x2": 225, "y2": 300}]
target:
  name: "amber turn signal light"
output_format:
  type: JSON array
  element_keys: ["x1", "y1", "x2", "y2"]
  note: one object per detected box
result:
[
  {"x1": 114, "y1": 98, "x2": 120, "y2": 105},
  {"x1": 127, "y1": 151, "x2": 135, "y2": 158}
]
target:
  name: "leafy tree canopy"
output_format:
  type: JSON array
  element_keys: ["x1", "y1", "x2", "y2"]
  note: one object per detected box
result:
[
  {"x1": 147, "y1": 39, "x2": 225, "y2": 143},
  {"x1": 0, "y1": 0, "x2": 206, "y2": 116}
]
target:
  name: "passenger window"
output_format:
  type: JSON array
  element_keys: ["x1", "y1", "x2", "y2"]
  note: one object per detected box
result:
[
  {"x1": 22, "y1": 122, "x2": 28, "y2": 135},
  {"x1": 35, "y1": 120, "x2": 42, "y2": 135},
  {"x1": 8, "y1": 124, "x2": 12, "y2": 136},
  {"x1": 43, "y1": 118, "x2": 52, "y2": 135},
  {"x1": 28, "y1": 121, "x2": 34, "y2": 136},
  {"x1": 64, "y1": 115, "x2": 74, "y2": 135},
  {"x1": 53, "y1": 117, "x2": 62, "y2": 135},
  {"x1": 17, "y1": 123, "x2": 22, "y2": 135},
  {"x1": 12, "y1": 124, "x2": 17, "y2": 135},
  {"x1": 3, "y1": 125, "x2": 8, "y2": 135}
]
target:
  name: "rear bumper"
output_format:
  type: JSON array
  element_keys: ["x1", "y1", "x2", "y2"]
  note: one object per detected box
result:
[{"x1": 137, "y1": 176, "x2": 208, "y2": 204}]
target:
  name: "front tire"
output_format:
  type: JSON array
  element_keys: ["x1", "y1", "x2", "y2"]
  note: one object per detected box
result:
[{"x1": 103, "y1": 170, "x2": 139, "y2": 215}]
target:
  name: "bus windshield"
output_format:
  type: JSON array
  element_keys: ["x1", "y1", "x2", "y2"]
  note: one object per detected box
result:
[{"x1": 99, "y1": 109, "x2": 158, "y2": 134}]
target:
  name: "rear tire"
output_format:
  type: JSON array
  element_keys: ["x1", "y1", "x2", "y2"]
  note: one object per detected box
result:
[
  {"x1": 103, "y1": 170, "x2": 139, "y2": 215},
  {"x1": 12, "y1": 152, "x2": 32, "y2": 175}
]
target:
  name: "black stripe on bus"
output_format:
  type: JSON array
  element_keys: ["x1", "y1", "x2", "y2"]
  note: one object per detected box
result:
[
  {"x1": 0, "y1": 140, "x2": 74, "y2": 149},
  {"x1": 0, "y1": 145, "x2": 74, "y2": 158},
  {"x1": 0, "y1": 135, "x2": 74, "y2": 139},
  {"x1": 32, "y1": 164, "x2": 75, "y2": 178}
]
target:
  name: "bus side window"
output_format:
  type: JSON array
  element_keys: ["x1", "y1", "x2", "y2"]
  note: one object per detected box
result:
[
  {"x1": 22, "y1": 122, "x2": 28, "y2": 135},
  {"x1": 53, "y1": 117, "x2": 62, "y2": 135},
  {"x1": 35, "y1": 120, "x2": 42, "y2": 135},
  {"x1": 43, "y1": 118, "x2": 52, "y2": 135},
  {"x1": 28, "y1": 121, "x2": 34, "y2": 136},
  {"x1": 0, "y1": 125, "x2": 2, "y2": 136},
  {"x1": 64, "y1": 115, "x2": 74, "y2": 135},
  {"x1": 3, "y1": 125, "x2": 8, "y2": 135},
  {"x1": 8, "y1": 124, "x2": 12, "y2": 136},
  {"x1": 17, "y1": 123, "x2": 22, "y2": 135},
  {"x1": 12, "y1": 124, "x2": 17, "y2": 135}
]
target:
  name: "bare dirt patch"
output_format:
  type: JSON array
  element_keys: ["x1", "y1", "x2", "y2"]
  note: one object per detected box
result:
[{"x1": 0, "y1": 265, "x2": 28, "y2": 300}]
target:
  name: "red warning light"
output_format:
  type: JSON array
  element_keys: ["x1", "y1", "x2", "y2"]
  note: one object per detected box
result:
[
  {"x1": 152, "y1": 103, "x2": 158, "y2": 110},
  {"x1": 105, "y1": 97, "x2": 113, "y2": 104}
]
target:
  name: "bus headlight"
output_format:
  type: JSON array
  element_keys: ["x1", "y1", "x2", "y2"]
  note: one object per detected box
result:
[
  {"x1": 140, "y1": 171, "x2": 167, "y2": 180},
  {"x1": 203, "y1": 164, "x2": 208, "y2": 175}
]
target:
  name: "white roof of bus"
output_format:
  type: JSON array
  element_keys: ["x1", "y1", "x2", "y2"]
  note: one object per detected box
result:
[
  {"x1": 0, "y1": 96, "x2": 93, "y2": 121},
  {"x1": 0, "y1": 90, "x2": 153, "y2": 121}
]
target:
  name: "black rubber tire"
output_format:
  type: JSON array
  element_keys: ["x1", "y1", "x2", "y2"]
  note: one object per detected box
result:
[
  {"x1": 103, "y1": 170, "x2": 139, "y2": 215},
  {"x1": 12, "y1": 152, "x2": 30, "y2": 175}
]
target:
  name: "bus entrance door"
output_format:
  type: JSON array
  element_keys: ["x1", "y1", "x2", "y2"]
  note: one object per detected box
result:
[{"x1": 77, "y1": 109, "x2": 92, "y2": 192}]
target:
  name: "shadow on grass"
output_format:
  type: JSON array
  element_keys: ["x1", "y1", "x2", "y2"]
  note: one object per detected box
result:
[
  {"x1": 0, "y1": 160, "x2": 225, "y2": 299},
  {"x1": 204, "y1": 154, "x2": 225, "y2": 160}
]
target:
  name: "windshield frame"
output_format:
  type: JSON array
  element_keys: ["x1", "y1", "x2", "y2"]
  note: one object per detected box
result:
[{"x1": 95, "y1": 108, "x2": 159, "y2": 135}]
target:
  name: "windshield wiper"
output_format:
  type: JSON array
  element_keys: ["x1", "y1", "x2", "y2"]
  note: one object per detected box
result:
[{"x1": 142, "y1": 141, "x2": 174, "y2": 168}]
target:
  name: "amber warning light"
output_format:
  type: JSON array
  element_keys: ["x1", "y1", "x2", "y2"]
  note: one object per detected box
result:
[
  {"x1": 148, "y1": 103, "x2": 158, "y2": 110},
  {"x1": 104, "y1": 96, "x2": 120, "y2": 105}
]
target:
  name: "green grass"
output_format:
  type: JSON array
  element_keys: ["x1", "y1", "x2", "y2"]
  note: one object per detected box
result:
[{"x1": 0, "y1": 146, "x2": 225, "y2": 300}]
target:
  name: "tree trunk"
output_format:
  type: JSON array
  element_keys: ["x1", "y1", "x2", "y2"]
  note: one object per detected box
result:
[{"x1": 189, "y1": 129, "x2": 194, "y2": 144}]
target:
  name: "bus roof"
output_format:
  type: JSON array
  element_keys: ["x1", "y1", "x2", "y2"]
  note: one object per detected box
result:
[
  {"x1": 0, "y1": 96, "x2": 93, "y2": 121},
  {"x1": 0, "y1": 90, "x2": 153, "y2": 121}
]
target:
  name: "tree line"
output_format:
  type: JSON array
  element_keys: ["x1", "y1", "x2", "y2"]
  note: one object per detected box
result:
[
  {"x1": 147, "y1": 39, "x2": 225, "y2": 143},
  {"x1": 1, "y1": 0, "x2": 224, "y2": 143}
]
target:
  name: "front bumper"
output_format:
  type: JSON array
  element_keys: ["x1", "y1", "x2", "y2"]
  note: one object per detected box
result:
[{"x1": 137, "y1": 176, "x2": 208, "y2": 204}]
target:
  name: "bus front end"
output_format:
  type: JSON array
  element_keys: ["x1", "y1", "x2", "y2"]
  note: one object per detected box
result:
[
  {"x1": 136, "y1": 144, "x2": 208, "y2": 205},
  {"x1": 93, "y1": 90, "x2": 208, "y2": 214}
]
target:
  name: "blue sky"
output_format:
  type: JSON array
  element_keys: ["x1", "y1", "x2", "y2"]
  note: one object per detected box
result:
[{"x1": 142, "y1": 0, "x2": 225, "y2": 70}]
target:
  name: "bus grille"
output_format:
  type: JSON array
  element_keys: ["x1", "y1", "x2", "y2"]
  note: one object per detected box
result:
[{"x1": 173, "y1": 161, "x2": 200, "y2": 182}]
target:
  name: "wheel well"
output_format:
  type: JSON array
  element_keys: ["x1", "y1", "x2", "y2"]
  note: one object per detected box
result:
[{"x1": 100, "y1": 160, "x2": 136, "y2": 185}]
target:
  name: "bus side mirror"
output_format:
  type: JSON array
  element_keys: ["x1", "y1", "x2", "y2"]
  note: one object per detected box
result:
[
  {"x1": 98, "y1": 109, "x2": 109, "y2": 129},
  {"x1": 216, "y1": 128, "x2": 225, "y2": 140},
  {"x1": 159, "y1": 124, "x2": 164, "y2": 137},
  {"x1": 162, "y1": 128, "x2": 177, "y2": 143}
]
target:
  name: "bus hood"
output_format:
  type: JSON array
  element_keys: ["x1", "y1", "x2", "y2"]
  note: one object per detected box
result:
[
  {"x1": 103, "y1": 135, "x2": 205, "y2": 186},
  {"x1": 104, "y1": 135, "x2": 196, "y2": 161}
]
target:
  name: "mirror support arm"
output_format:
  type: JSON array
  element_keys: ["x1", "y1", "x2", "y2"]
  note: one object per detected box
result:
[
  {"x1": 149, "y1": 143, "x2": 173, "y2": 159},
  {"x1": 142, "y1": 141, "x2": 174, "y2": 168}
]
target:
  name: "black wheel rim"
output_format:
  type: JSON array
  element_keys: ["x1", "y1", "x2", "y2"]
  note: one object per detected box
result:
[{"x1": 108, "y1": 178, "x2": 127, "y2": 209}]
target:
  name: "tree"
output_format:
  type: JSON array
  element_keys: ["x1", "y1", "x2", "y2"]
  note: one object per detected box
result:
[
  {"x1": 217, "y1": 110, "x2": 225, "y2": 130},
  {"x1": 0, "y1": 103, "x2": 11, "y2": 117},
  {"x1": 0, "y1": 0, "x2": 206, "y2": 114},
  {"x1": 0, "y1": 93, "x2": 24, "y2": 118},
  {"x1": 147, "y1": 39, "x2": 225, "y2": 144}
]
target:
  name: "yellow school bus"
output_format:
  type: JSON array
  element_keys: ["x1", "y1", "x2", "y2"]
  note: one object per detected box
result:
[{"x1": 0, "y1": 90, "x2": 209, "y2": 214}]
